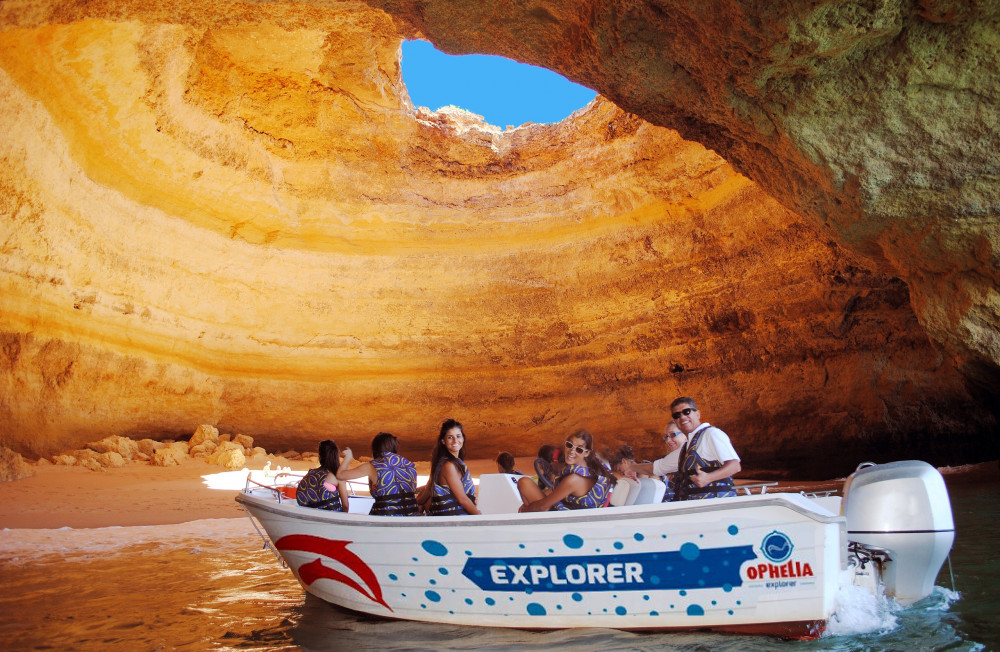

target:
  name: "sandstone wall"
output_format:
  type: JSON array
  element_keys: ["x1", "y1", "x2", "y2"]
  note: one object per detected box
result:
[{"x1": 0, "y1": 1, "x2": 995, "y2": 477}]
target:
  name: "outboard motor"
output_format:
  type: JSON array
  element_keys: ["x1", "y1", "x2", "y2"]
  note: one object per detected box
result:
[{"x1": 842, "y1": 460, "x2": 954, "y2": 605}]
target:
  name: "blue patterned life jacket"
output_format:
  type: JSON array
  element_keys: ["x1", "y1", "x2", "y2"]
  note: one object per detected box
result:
[
  {"x1": 673, "y1": 426, "x2": 736, "y2": 501},
  {"x1": 370, "y1": 452, "x2": 418, "y2": 516},
  {"x1": 430, "y1": 457, "x2": 477, "y2": 515},
  {"x1": 552, "y1": 463, "x2": 612, "y2": 510},
  {"x1": 296, "y1": 467, "x2": 344, "y2": 511}
]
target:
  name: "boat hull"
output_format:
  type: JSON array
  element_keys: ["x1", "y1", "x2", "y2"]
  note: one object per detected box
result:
[{"x1": 237, "y1": 491, "x2": 844, "y2": 638}]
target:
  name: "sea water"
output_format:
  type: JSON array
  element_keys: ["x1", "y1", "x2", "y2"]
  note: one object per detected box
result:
[{"x1": 1, "y1": 479, "x2": 996, "y2": 651}]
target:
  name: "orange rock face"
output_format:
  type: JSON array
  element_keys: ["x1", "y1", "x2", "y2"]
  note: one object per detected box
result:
[{"x1": 0, "y1": 1, "x2": 995, "y2": 476}]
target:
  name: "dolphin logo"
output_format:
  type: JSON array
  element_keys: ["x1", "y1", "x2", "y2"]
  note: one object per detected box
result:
[{"x1": 275, "y1": 534, "x2": 392, "y2": 611}]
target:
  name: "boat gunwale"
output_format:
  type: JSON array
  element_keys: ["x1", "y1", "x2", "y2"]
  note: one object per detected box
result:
[{"x1": 236, "y1": 490, "x2": 845, "y2": 528}]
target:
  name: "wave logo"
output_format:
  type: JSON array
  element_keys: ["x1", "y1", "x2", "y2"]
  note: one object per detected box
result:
[
  {"x1": 760, "y1": 530, "x2": 793, "y2": 563},
  {"x1": 275, "y1": 534, "x2": 392, "y2": 611}
]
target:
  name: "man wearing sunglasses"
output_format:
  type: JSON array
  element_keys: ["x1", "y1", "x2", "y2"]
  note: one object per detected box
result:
[
  {"x1": 627, "y1": 397, "x2": 741, "y2": 501},
  {"x1": 667, "y1": 396, "x2": 741, "y2": 500}
]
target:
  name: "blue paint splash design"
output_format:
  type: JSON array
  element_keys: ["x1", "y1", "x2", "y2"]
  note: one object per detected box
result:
[{"x1": 422, "y1": 540, "x2": 448, "y2": 557}]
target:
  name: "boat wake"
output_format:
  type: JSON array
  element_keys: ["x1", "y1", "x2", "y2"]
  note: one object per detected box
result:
[{"x1": 824, "y1": 570, "x2": 900, "y2": 638}]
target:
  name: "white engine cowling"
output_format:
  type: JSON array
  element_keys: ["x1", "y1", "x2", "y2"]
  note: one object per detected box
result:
[{"x1": 842, "y1": 460, "x2": 955, "y2": 605}]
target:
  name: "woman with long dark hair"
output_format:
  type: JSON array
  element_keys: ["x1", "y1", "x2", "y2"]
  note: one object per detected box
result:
[
  {"x1": 296, "y1": 439, "x2": 350, "y2": 512},
  {"x1": 517, "y1": 430, "x2": 615, "y2": 512},
  {"x1": 338, "y1": 432, "x2": 418, "y2": 516},
  {"x1": 417, "y1": 419, "x2": 480, "y2": 515}
]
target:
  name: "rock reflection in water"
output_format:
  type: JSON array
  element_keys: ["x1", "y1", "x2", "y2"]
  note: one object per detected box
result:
[{"x1": 0, "y1": 520, "x2": 301, "y2": 651}]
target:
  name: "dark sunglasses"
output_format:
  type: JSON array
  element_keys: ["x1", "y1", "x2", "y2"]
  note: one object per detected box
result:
[
  {"x1": 564, "y1": 440, "x2": 588, "y2": 455},
  {"x1": 671, "y1": 407, "x2": 696, "y2": 420}
]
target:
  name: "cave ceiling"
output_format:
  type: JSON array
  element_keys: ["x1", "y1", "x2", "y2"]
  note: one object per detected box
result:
[{"x1": 0, "y1": 0, "x2": 996, "y2": 475}]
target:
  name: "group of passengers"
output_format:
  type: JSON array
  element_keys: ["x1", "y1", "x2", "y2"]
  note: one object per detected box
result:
[{"x1": 295, "y1": 396, "x2": 741, "y2": 515}]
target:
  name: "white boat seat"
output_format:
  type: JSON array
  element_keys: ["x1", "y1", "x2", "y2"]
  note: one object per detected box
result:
[
  {"x1": 477, "y1": 473, "x2": 525, "y2": 514},
  {"x1": 608, "y1": 477, "x2": 637, "y2": 506},
  {"x1": 608, "y1": 477, "x2": 640, "y2": 506},
  {"x1": 633, "y1": 478, "x2": 666, "y2": 504}
]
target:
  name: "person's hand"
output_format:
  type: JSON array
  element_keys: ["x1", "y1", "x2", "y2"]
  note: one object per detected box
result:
[
  {"x1": 625, "y1": 470, "x2": 638, "y2": 481},
  {"x1": 342, "y1": 447, "x2": 352, "y2": 459},
  {"x1": 691, "y1": 468, "x2": 710, "y2": 488}
]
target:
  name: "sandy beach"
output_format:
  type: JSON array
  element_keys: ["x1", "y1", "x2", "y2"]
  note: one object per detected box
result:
[
  {"x1": 1, "y1": 456, "x2": 993, "y2": 530},
  {"x1": 0, "y1": 456, "x2": 535, "y2": 529}
]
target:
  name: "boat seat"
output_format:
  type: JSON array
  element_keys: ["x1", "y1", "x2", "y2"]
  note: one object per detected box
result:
[
  {"x1": 608, "y1": 477, "x2": 634, "y2": 506},
  {"x1": 477, "y1": 473, "x2": 525, "y2": 514},
  {"x1": 633, "y1": 477, "x2": 666, "y2": 504},
  {"x1": 623, "y1": 477, "x2": 643, "y2": 505},
  {"x1": 609, "y1": 477, "x2": 640, "y2": 506}
]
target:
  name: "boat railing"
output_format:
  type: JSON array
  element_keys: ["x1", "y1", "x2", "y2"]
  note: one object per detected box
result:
[
  {"x1": 737, "y1": 481, "x2": 779, "y2": 495},
  {"x1": 801, "y1": 490, "x2": 839, "y2": 498}
]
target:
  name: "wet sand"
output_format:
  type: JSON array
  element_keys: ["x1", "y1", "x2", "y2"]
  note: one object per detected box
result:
[{"x1": 0, "y1": 456, "x2": 993, "y2": 530}]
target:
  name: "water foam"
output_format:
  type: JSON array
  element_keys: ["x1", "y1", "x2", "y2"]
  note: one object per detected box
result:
[{"x1": 823, "y1": 569, "x2": 900, "y2": 637}]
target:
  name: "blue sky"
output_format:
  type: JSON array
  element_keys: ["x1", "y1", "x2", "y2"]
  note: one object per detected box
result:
[{"x1": 401, "y1": 40, "x2": 597, "y2": 128}]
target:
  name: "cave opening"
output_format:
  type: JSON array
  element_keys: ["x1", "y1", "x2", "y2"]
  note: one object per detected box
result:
[{"x1": 400, "y1": 39, "x2": 597, "y2": 129}]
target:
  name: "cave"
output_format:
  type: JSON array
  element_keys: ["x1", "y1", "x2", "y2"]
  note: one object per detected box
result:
[{"x1": 0, "y1": 0, "x2": 997, "y2": 478}]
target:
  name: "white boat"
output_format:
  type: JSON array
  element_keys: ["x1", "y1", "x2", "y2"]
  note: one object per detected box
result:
[{"x1": 236, "y1": 460, "x2": 954, "y2": 639}]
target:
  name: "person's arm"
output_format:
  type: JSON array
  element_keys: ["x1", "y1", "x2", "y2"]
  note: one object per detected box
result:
[
  {"x1": 691, "y1": 459, "x2": 741, "y2": 487},
  {"x1": 518, "y1": 473, "x2": 588, "y2": 512},
  {"x1": 415, "y1": 482, "x2": 431, "y2": 514},
  {"x1": 335, "y1": 449, "x2": 375, "y2": 482},
  {"x1": 441, "y1": 460, "x2": 480, "y2": 515},
  {"x1": 338, "y1": 478, "x2": 350, "y2": 512},
  {"x1": 625, "y1": 461, "x2": 655, "y2": 476}
]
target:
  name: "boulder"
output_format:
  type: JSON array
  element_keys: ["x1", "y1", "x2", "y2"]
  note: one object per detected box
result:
[
  {"x1": 97, "y1": 451, "x2": 126, "y2": 468},
  {"x1": 151, "y1": 446, "x2": 187, "y2": 467},
  {"x1": 250, "y1": 446, "x2": 268, "y2": 459},
  {"x1": 168, "y1": 441, "x2": 190, "y2": 455},
  {"x1": 134, "y1": 452, "x2": 150, "y2": 462},
  {"x1": 232, "y1": 433, "x2": 254, "y2": 450},
  {"x1": 214, "y1": 440, "x2": 242, "y2": 452},
  {"x1": 219, "y1": 433, "x2": 232, "y2": 443},
  {"x1": 208, "y1": 447, "x2": 246, "y2": 470},
  {"x1": 87, "y1": 435, "x2": 139, "y2": 460},
  {"x1": 72, "y1": 449, "x2": 99, "y2": 462},
  {"x1": 189, "y1": 424, "x2": 220, "y2": 448},
  {"x1": 53, "y1": 454, "x2": 77, "y2": 466},
  {"x1": 0, "y1": 446, "x2": 34, "y2": 481},
  {"x1": 79, "y1": 458, "x2": 103, "y2": 472},
  {"x1": 136, "y1": 439, "x2": 162, "y2": 456}
]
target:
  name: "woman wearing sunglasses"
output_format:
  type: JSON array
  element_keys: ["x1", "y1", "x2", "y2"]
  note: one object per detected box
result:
[{"x1": 517, "y1": 430, "x2": 616, "y2": 512}]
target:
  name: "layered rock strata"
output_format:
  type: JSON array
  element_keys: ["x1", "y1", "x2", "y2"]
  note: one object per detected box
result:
[
  {"x1": 380, "y1": 0, "x2": 1000, "y2": 392},
  {"x1": 0, "y1": 1, "x2": 995, "y2": 477}
]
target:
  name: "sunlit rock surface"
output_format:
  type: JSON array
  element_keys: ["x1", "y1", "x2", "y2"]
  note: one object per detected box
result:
[{"x1": 0, "y1": 0, "x2": 996, "y2": 476}]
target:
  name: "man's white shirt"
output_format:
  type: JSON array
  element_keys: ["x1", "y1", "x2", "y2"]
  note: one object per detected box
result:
[{"x1": 651, "y1": 422, "x2": 739, "y2": 476}]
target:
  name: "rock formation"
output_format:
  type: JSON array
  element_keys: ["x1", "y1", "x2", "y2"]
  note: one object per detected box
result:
[{"x1": 0, "y1": 1, "x2": 996, "y2": 477}]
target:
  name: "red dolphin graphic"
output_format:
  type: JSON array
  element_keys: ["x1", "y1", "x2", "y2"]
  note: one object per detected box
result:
[{"x1": 275, "y1": 534, "x2": 392, "y2": 611}]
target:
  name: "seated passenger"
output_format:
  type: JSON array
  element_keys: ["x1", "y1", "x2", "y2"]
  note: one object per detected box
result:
[
  {"x1": 296, "y1": 439, "x2": 349, "y2": 512},
  {"x1": 495, "y1": 451, "x2": 523, "y2": 475},
  {"x1": 416, "y1": 419, "x2": 481, "y2": 516},
  {"x1": 624, "y1": 420, "x2": 685, "y2": 501},
  {"x1": 532, "y1": 444, "x2": 560, "y2": 491},
  {"x1": 337, "y1": 432, "x2": 418, "y2": 516},
  {"x1": 517, "y1": 430, "x2": 616, "y2": 511},
  {"x1": 609, "y1": 444, "x2": 651, "y2": 479}
]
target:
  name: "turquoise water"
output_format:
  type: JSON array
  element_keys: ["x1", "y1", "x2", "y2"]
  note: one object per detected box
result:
[{"x1": 1, "y1": 477, "x2": 996, "y2": 651}]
